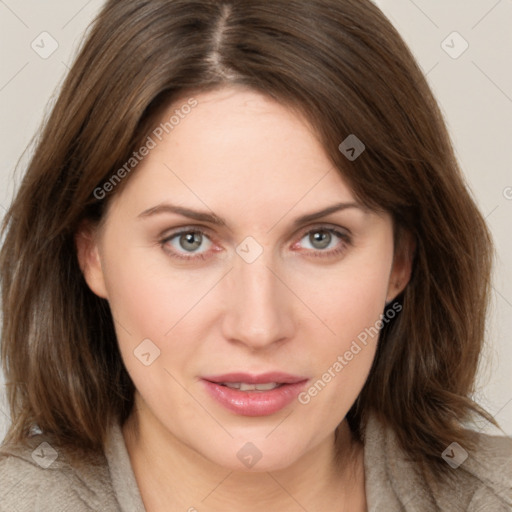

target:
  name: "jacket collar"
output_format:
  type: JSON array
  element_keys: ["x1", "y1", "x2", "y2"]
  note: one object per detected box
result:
[{"x1": 362, "y1": 411, "x2": 512, "y2": 511}]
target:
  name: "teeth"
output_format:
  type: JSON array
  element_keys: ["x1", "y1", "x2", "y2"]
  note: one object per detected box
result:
[{"x1": 223, "y1": 382, "x2": 281, "y2": 391}]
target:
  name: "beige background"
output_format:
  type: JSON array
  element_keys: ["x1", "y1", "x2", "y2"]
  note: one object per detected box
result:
[{"x1": 0, "y1": 0, "x2": 511, "y2": 439}]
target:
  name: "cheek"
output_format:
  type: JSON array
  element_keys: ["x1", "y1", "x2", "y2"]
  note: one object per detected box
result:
[
  {"x1": 103, "y1": 257, "x2": 172, "y2": 338},
  {"x1": 292, "y1": 253, "x2": 392, "y2": 415},
  {"x1": 100, "y1": 238, "x2": 235, "y2": 406},
  {"x1": 103, "y1": 267, "x2": 200, "y2": 423},
  {"x1": 101, "y1": 237, "x2": 219, "y2": 337},
  {"x1": 295, "y1": 254, "x2": 392, "y2": 349}
]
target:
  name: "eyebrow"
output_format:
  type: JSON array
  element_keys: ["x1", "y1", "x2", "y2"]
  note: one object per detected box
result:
[{"x1": 137, "y1": 201, "x2": 364, "y2": 227}]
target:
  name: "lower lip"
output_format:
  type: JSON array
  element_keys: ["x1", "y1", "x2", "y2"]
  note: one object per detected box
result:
[{"x1": 202, "y1": 380, "x2": 308, "y2": 416}]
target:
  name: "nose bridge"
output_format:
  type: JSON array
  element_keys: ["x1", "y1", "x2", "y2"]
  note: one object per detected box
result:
[{"x1": 221, "y1": 248, "x2": 294, "y2": 348}]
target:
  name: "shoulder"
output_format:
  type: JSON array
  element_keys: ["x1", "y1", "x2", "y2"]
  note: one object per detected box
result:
[
  {"x1": 0, "y1": 432, "x2": 121, "y2": 511},
  {"x1": 454, "y1": 430, "x2": 512, "y2": 510},
  {"x1": 363, "y1": 413, "x2": 512, "y2": 511}
]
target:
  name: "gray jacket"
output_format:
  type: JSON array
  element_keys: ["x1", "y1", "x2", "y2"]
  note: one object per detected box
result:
[{"x1": 1, "y1": 412, "x2": 511, "y2": 511}]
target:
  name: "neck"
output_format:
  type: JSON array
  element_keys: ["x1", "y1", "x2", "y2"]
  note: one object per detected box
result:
[{"x1": 122, "y1": 395, "x2": 366, "y2": 512}]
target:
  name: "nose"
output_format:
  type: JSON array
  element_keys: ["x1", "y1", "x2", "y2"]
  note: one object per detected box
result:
[{"x1": 220, "y1": 253, "x2": 296, "y2": 350}]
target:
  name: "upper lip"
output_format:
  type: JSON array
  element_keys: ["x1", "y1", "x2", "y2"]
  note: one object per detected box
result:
[{"x1": 202, "y1": 372, "x2": 308, "y2": 385}]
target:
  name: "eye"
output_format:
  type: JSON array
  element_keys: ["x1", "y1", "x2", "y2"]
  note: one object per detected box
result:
[
  {"x1": 160, "y1": 225, "x2": 351, "y2": 262},
  {"x1": 295, "y1": 226, "x2": 351, "y2": 257},
  {"x1": 161, "y1": 229, "x2": 213, "y2": 260}
]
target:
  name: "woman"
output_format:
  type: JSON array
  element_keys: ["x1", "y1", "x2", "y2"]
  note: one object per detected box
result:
[{"x1": 1, "y1": 0, "x2": 510, "y2": 510}]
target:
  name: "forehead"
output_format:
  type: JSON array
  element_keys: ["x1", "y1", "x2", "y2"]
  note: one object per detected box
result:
[{"x1": 108, "y1": 86, "x2": 359, "y2": 223}]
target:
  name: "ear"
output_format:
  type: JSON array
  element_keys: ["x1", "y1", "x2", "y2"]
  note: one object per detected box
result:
[
  {"x1": 75, "y1": 220, "x2": 109, "y2": 299},
  {"x1": 386, "y1": 229, "x2": 415, "y2": 304}
]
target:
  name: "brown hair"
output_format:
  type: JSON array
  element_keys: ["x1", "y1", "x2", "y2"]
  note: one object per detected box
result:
[{"x1": 0, "y1": 0, "x2": 499, "y2": 480}]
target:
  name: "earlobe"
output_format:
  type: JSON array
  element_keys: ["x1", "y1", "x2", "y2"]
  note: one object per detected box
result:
[
  {"x1": 386, "y1": 230, "x2": 415, "y2": 304},
  {"x1": 75, "y1": 222, "x2": 109, "y2": 299}
]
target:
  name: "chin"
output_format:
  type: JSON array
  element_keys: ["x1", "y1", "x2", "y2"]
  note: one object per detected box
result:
[{"x1": 188, "y1": 429, "x2": 313, "y2": 472}]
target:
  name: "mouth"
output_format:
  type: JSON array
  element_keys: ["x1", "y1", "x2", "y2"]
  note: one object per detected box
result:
[
  {"x1": 201, "y1": 372, "x2": 309, "y2": 416},
  {"x1": 217, "y1": 382, "x2": 284, "y2": 391}
]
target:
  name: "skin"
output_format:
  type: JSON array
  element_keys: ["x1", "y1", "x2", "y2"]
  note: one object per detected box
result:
[{"x1": 77, "y1": 86, "x2": 412, "y2": 511}]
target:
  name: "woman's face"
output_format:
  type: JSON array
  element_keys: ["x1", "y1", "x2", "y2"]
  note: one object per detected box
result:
[{"x1": 79, "y1": 86, "x2": 409, "y2": 471}]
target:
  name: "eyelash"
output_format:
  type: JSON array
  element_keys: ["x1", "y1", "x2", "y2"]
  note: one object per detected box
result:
[{"x1": 159, "y1": 225, "x2": 352, "y2": 262}]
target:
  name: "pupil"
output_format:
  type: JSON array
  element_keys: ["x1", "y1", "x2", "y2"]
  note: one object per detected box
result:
[
  {"x1": 310, "y1": 230, "x2": 331, "y2": 249},
  {"x1": 181, "y1": 232, "x2": 202, "y2": 251}
]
